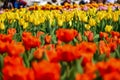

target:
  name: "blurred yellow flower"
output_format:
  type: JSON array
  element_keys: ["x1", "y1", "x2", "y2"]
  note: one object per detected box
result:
[
  {"x1": 0, "y1": 23, "x2": 5, "y2": 30},
  {"x1": 105, "y1": 25, "x2": 112, "y2": 32},
  {"x1": 89, "y1": 18, "x2": 96, "y2": 26},
  {"x1": 58, "y1": 20, "x2": 63, "y2": 27},
  {"x1": 106, "y1": 12, "x2": 112, "y2": 19},
  {"x1": 19, "y1": 19, "x2": 25, "y2": 25},
  {"x1": 23, "y1": 22, "x2": 29, "y2": 29},
  {"x1": 85, "y1": 24, "x2": 91, "y2": 30},
  {"x1": 113, "y1": 12, "x2": 119, "y2": 22}
]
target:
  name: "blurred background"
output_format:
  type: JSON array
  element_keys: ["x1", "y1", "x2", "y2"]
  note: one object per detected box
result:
[{"x1": 0, "y1": 0, "x2": 120, "y2": 9}]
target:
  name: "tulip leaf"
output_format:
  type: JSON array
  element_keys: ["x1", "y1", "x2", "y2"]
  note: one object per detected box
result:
[
  {"x1": 68, "y1": 66, "x2": 76, "y2": 80},
  {"x1": 51, "y1": 27, "x2": 56, "y2": 35},
  {"x1": 98, "y1": 54, "x2": 106, "y2": 61},
  {"x1": 75, "y1": 58, "x2": 83, "y2": 74},
  {"x1": 61, "y1": 62, "x2": 68, "y2": 80},
  {"x1": 73, "y1": 38, "x2": 78, "y2": 45},
  {"x1": 110, "y1": 52, "x2": 116, "y2": 58},
  {"x1": 0, "y1": 54, "x2": 4, "y2": 71},
  {"x1": 28, "y1": 48, "x2": 35, "y2": 61},
  {"x1": 95, "y1": 76, "x2": 103, "y2": 80},
  {"x1": 42, "y1": 52, "x2": 48, "y2": 60},
  {"x1": 101, "y1": 20, "x2": 105, "y2": 32},
  {"x1": 93, "y1": 50, "x2": 99, "y2": 61},
  {"x1": 115, "y1": 46, "x2": 120, "y2": 58},
  {"x1": 23, "y1": 54, "x2": 30, "y2": 68},
  {"x1": 0, "y1": 72, "x2": 3, "y2": 80},
  {"x1": 118, "y1": 17, "x2": 120, "y2": 31},
  {"x1": 94, "y1": 34, "x2": 99, "y2": 42},
  {"x1": 51, "y1": 35, "x2": 57, "y2": 44},
  {"x1": 82, "y1": 35, "x2": 87, "y2": 41},
  {"x1": 40, "y1": 34, "x2": 45, "y2": 46},
  {"x1": 61, "y1": 72, "x2": 67, "y2": 80}
]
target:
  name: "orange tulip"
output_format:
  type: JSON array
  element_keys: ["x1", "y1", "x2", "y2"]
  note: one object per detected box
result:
[
  {"x1": 56, "y1": 28, "x2": 78, "y2": 42},
  {"x1": 108, "y1": 41, "x2": 117, "y2": 52},
  {"x1": 2, "y1": 65, "x2": 34, "y2": 80},
  {"x1": 32, "y1": 60, "x2": 60, "y2": 80},
  {"x1": 0, "y1": 34, "x2": 13, "y2": 43},
  {"x1": 117, "y1": 38, "x2": 120, "y2": 44},
  {"x1": 0, "y1": 41, "x2": 7, "y2": 53},
  {"x1": 76, "y1": 42, "x2": 97, "y2": 66},
  {"x1": 57, "y1": 40, "x2": 62, "y2": 45},
  {"x1": 46, "y1": 48, "x2": 60, "y2": 62},
  {"x1": 99, "y1": 32, "x2": 109, "y2": 39},
  {"x1": 77, "y1": 33, "x2": 82, "y2": 42},
  {"x1": 103, "y1": 72, "x2": 120, "y2": 80},
  {"x1": 7, "y1": 41, "x2": 25, "y2": 56},
  {"x1": 96, "y1": 58, "x2": 120, "y2": 79},
  {"x1": 75, "y1": 73, "x2": 96, "y2": 80},
  {"x1": 34, "y1": 47, "x2": 44, "y2": 59},
  {"x1": 7, "y1": 28, "x2": 16, "y2": 36},
  {"x1": 110, "y1": 31, "x2": 120, "y2": 38},
  {"x1": 22, "y1": 32, "x2": 40, "y2": 50},
  {"x1": 3, "y1": 55, "x2": 34, "y2": 80},
  {"x1": 99, "y1": 40, "x2": 110, "y2": 57},
  {"x1": 84, "y1": 31, "x2": 94, "y2": 42},
  {"x1": 4, "y1": 56, "x2": 23, "y2": 67},
  {"x1": 36, "y1": 31, "x2": 44, "y2": 38},
  {"x1": 56, "y1": 44, "x2": 80, "y2": 62},
  {"x1": 45, "y1": 34, "x2": 51, "y2": 44}
]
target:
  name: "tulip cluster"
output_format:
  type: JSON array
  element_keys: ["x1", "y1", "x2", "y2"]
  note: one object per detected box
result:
[{"x1": 0, "y1": 3, "x2": 120, "y2": 80}]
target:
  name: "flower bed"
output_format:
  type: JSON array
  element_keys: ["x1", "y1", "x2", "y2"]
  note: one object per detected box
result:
[{"x1": 0, "y1": 3, "x2": 120, "y2": 80}]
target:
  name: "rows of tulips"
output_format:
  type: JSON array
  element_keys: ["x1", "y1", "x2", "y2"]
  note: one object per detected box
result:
[
  {"x1": 0, "y1": 3, "x2": 120, "y2": 80},
  {"x1": 28, "y1": 3, "x2": 120, "y2": 11}
]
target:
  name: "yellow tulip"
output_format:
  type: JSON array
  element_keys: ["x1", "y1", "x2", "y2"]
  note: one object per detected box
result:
[
  {"x1": 19, "y1": 19, "x2": 25, "y2": 25},
  {"x1": 34, "y1": 19, "x2": 40, "y2": 25},
  {"x1": 113, "y1": 12, "x2": 119, "y2": 22},
  {"x1": 96, "y1": 18, "x2": 100, "y2": 23},
  {"x1": 106, "y1": 13, "x2": 112, "y2": 19},
  {"x1": 23, "y1": 22, "x2": 28, "y2": 29},
  {"x1": 85, "y1": 24, "x2": 91, "y2": 30},
  {"x1": 108, "y1": 6, "x2": 112, "y2": 12},
  {"x1": 89, "y1": 18, "x2": 96, "y2": 26},
  {"x1": 0, "y1": 23, "x2": 5, "y2": 30},
  {"x1": 96, "y1": 11, "x2": 106, "y2": 21},
  {"x1": 79, "y1": 13, "x2": 88, "y2": 22},
  {"x1": 82, "y1": 16, "x2": 88, "y2": 22},
  {"x1": 105, "y1": 25, "x2": 112, "y2": 32},
  {"x1": 58, "y1": 20, "x2": 63, "y2": 27}
]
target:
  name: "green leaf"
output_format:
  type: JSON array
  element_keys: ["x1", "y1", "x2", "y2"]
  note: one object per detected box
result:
[
  {"x1": 93, "y1": 51, "x2": 99, "y2": 61},
  {"x1": 0, "y1": 72, "x2": 3, "y2": 80},
  {"x1": 61, "y1": 62, "x2": 68, "y2": 80},
  {"x1": 42, "y1": 52, "x2": 48, "y2": 60},
  {"x1": 51, "y1": 35, "x2": 57, "y2": 44},
  {"x1": 94, "y1": 34, "x2": 99, "y2": 42},
  {"x1": 75, "y1": 58, "x2": 83, "y2": 74},
  {"x1": 101, "y1": 20, "x2": 105, "y2": 32},
  {"x1": 69, "y1": 66, "x2": 76, "y2": 80},
  {"x1": 98, "y1": 54, "x2": 106, "y2": 61},
  {"x1": 23, "y1": 54, "x2": 30, "y2": 68},
  {"x1": 95, "y1": 76, "x2": 103, "y2": 80},
  {"x1": 28, "y1": 48, "x2": 35, "y2": 61},
  {"x1": 0, "y1": 54, "x2": 4, "y2": 71},
  {"x1": 82, "y1": 35, "x2": 87, "y2": 41},
  {"x1": 61, "y1": 71, "x2": 67, "y2": 80},
  {"x1": 115, "y1": 46, "x2": 120, "y2": 58},
  {"x1": 40, "y1": 34, "x2": 45, "y2": 46},
  {"x1": 110, "y1": 52, "x2": 116, "y2": 58}
]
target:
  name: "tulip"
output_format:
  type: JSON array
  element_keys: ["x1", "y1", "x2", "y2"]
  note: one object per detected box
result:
[{"x1": 105, "y1": 25, "x2": 112, "y2": 33}]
